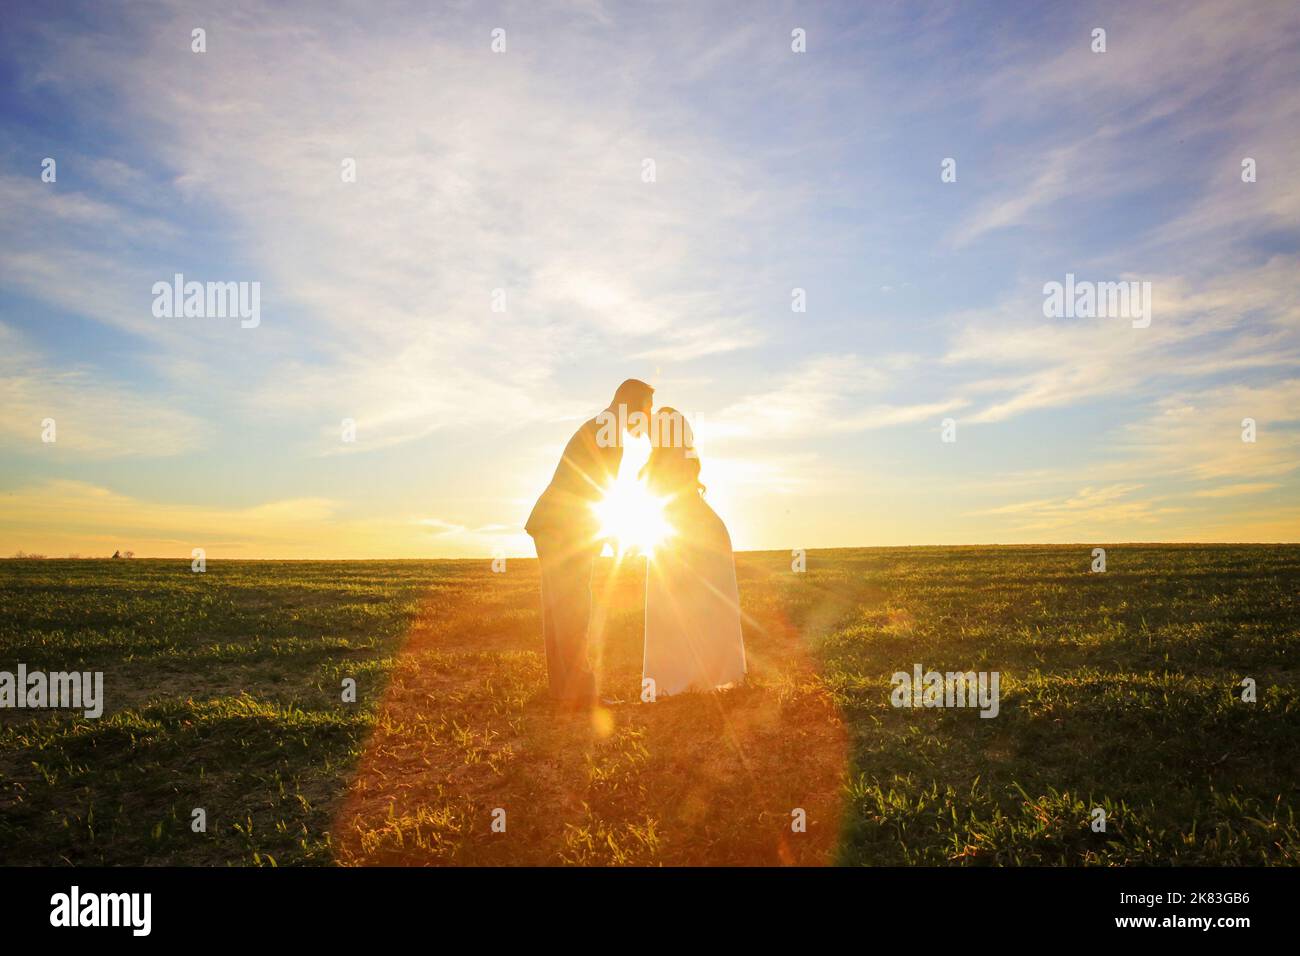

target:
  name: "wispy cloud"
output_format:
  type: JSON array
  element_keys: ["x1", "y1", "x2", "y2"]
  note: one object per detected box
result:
[
  {"x1": 1112, "y1": 379, "x2": 1300, "y2": 483},
  {"x1": 0, "y1": 479, "x2": 524, "y2": 558},
  {"x1": 7, "y1": 2, "x2": 802, "y2": 455},
  {"x1": 969, "y1": 483, "x2": 1185, "y2": 534},
  {"x1": 1192, "y1": 483, "x2": 1280, "y2": 499},
  {"x1": 715, "y1": 354, "x2": 963, "y2": 440},
  {"x1": 0, "y1": 324, "x2": 205, "y2": 457},
  {"x1": 943, "y1": 258, "x2": 1300, "y2": 424}
]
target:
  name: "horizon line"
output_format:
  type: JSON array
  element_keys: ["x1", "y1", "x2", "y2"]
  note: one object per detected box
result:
[{"x1": 5, "y1": 540, "x2": 1299, "y2": 562}]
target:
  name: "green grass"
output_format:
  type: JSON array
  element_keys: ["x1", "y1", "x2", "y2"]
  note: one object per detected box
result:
[
  {"x1": 0, "y1": 545, "x2": 1296, "y2": 865},
  {"x1": 819, "y1": 546, "x2": 1300, "y2": 865}
]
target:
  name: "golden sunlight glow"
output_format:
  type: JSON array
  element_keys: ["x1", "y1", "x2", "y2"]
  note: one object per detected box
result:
[
  {"x1": 593, "y1": 435, "x2": 673, "y2": 555},
  {"x1": 593, "y1": 475, "x2": 672, "y2": 555}
]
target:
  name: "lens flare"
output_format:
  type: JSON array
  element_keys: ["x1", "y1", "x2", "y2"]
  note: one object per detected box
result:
[{"x1": 593, "y1": 476, "x2": 672, "y2": 555}]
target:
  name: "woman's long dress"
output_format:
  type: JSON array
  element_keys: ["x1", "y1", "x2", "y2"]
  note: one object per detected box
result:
[{"x1": 643, "y1": 493, "x2": 747, "y2": 697}]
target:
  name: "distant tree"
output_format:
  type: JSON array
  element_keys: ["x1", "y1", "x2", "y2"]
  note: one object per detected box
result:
[
  {"x1": 112, "y1": 550, "x2": 121, "y2": 559},
  {"x1": 124, "y1": 551, "x2": 135, "y2": 559}
]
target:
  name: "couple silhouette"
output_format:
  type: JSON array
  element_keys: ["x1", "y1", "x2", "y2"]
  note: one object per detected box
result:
[{"x1": 525, "y1": 380, "x2": 746, "y2": 710}]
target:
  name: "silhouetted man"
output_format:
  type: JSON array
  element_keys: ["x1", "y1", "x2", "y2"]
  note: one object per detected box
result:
[{"x1": 525, "y1": 379, "x2": 654, "y2": 708}]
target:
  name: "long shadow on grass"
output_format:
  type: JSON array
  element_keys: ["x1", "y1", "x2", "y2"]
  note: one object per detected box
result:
[{"x1": 333, "y1": 553, "x2": 860, "y2": 865}]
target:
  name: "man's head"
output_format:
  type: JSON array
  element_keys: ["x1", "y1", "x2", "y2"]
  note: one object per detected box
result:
[{"x1": 611, "y1": 378, "x2": 654, "y2": 436}]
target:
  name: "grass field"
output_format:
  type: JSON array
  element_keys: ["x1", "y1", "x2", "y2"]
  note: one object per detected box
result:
[{"x1": 1, "y1": 545, "x2": 1297, "y2": 866}]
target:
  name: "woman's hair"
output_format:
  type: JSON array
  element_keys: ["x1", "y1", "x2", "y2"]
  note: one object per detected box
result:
[{"x1": 640, "y1": 407, "x2": 705, "y2": 496}]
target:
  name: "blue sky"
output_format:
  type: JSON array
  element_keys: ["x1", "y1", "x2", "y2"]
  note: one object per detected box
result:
[{"x1": 2, "y1": 0, "x2": 1298, "y2": 557}]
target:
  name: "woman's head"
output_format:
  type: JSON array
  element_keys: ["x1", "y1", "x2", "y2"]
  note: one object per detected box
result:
[{"x1": 641, "y1": 407, "x2": 704, "y2": 498}]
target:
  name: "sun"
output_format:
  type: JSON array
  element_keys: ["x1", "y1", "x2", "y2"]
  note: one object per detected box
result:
[
  {"x1": 593, "y1": 474, "x2": 672, "y2": 555},
  {"x1": 592, "y1": 434, "x2": 673, "y2": 555}
]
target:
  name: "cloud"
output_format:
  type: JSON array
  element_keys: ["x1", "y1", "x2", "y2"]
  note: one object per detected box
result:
[
  {"x1": 960, "y1": 377, "x2": 1300, "y2": 538},
  {"x1": 0, "y1": 323, "x2": 205, "y2": 457},
  {"x1": 943, "y1": 258, "x2": 1300, "y2": 424},
  {"x1": 1111, "y1": 378, "x2": 1300, "y2": 483},
  {"x1": 714, "y1": 353, "x2": 962, "y2": 440},
  {"x1": 0, "y1": 480, "x2": 527, "y2": 559},
  {"x1": 0, "y1": 480, "x2": 336, "y2": 557},
  {"x1": 1192, "y1": 483, "x2": 1280, "y2": 498},
  {"x1": 948, "y1": 144, "x2": 1078, "y2": 248},
  {"x1": 952, "y1": 0, "x2": 1300, "y2": 262},
  {"x1": 968, "y1": 483, "x2": 1184, "y2": 533},
  {"x1": 5, "y1": 2, "x2": 809, "y2": 459}
]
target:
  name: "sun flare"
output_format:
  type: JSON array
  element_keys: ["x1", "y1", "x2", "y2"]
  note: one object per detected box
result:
[{"x1": 593, "y1": 476, "x2": 672, "y2": 555}]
